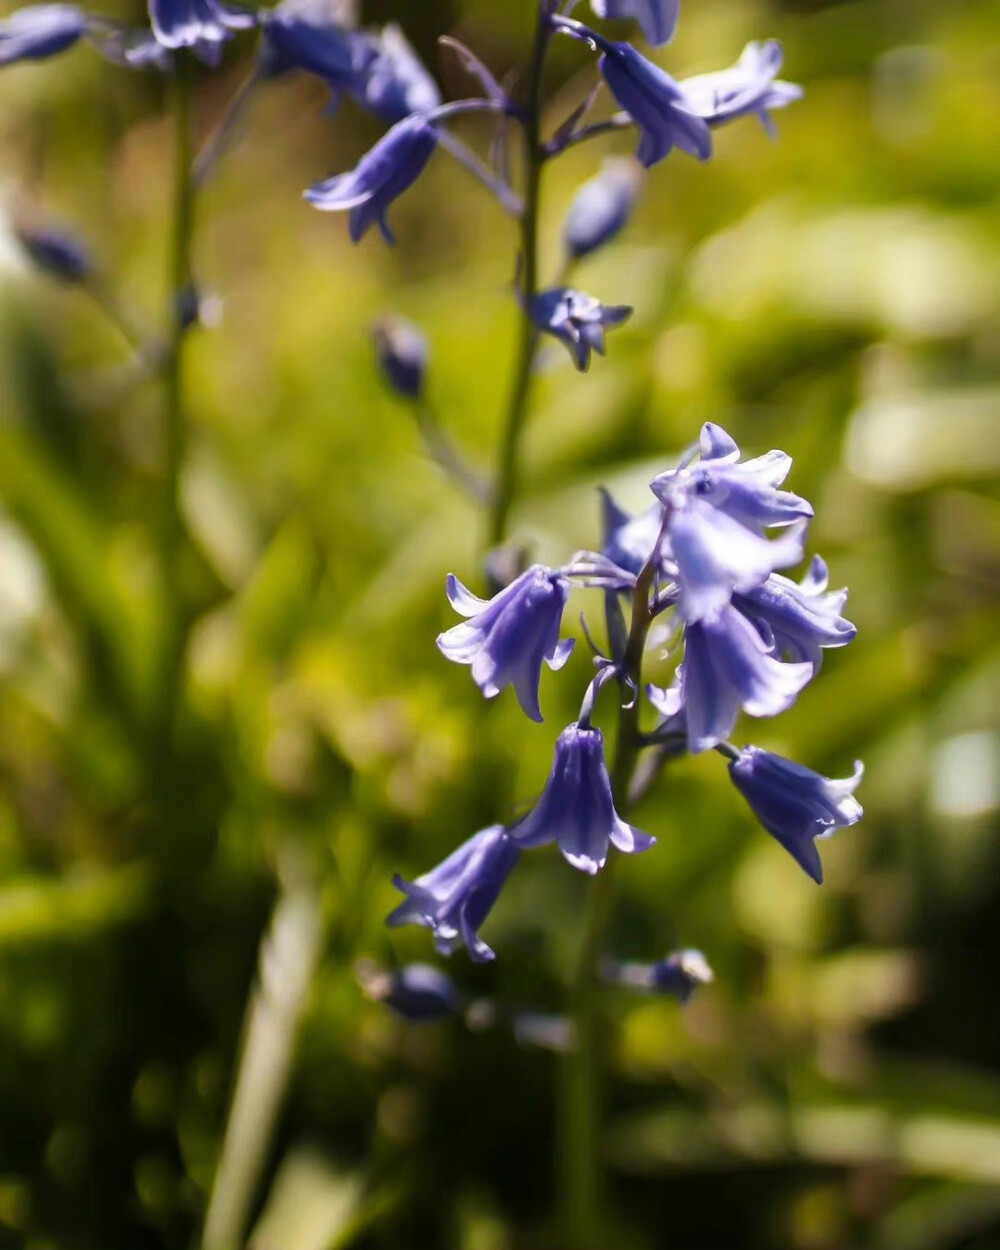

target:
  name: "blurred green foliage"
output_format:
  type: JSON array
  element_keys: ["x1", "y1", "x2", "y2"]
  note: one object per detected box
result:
[{"x1": 0, "y1": 0, "x2": 997, "y2": 1246}]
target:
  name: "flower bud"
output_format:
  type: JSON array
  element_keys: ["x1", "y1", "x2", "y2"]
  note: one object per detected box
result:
[
  {"x1": 14, "y1": 219, "x2": 93, "y2": 284},
  {"x1": 373, "y1": 315, "x2": 427, "y2": 402},
  {"x1": 563, "y1": 158, "x2": 642, "y2": 260}
]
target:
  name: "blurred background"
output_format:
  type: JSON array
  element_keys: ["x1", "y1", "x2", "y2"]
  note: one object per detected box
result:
[{"x1": 0, "y1": 0, "x2": 997, "y2": 1246}]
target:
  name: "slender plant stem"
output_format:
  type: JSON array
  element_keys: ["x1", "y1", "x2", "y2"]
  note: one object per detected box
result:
[
  {"x1": 202, "y1": 883, "x2": 322, "y2": 1250},
  {"x1": 192, "y1": 62, "x2": 262, "y2": 187},
  {"x1": 559, "y1": 543, "x2": 660, "y2": 1248},
  {"x1": 487, "y1": 12, "x2": 551, "y2": 550},
  {"x1": 416, "y1": 401, "x2": 493, "y2": 504},
  {"x1": 159, "y1": 50, "x2": 195, "y2": 740}
]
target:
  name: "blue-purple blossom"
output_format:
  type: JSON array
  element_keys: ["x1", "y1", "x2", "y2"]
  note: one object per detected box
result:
[
  {"x1": 260, "y1": 0, "x2": 370, "y2": 88},
  {"x1": 598, "y1": 42, "x2": 711, "y2": 167},
  {"x1": 563, "y1": 157, "x2": 642, "y2": 260},
  {"x1": 529, "y1": 288, "x2": 632, "y2": 372},
  {"x1": 14, "y1": 220, "x2": 92, "y2": 283},
  {"x1": 601, "y1": 948, "x2": 713, "y2": 1002},
  {"x1": 388, "y1": 825, "x2": 520, "y2": 963},
  {"x1": 653, "y1": 423, "x2": 813, "y2": 622},
  {"x1": 733, "y1": 556, "x2": 856, "y2": 671},
  {"x1": 667, "y1": 501, "x2": 808, "y2": 623},
  {"x1": 590, "y1": 0, "x2": 679, "y2": 48},
  {"x1": 261, "y1": 8, "x2": 438, "y2": 121},
  {"x1": 358, "y1": 22, "x2": 440, "y2": 121},
  {"x1": 678, "y1": 39, "x2": 803, "y2": 136},
  {"x1": 600, "y1": 488, "x2": 664, "y2": 576},
  {"x1": 437, "y1": 565, "x2": 573, "y2": 722},
  {"x1": 654, "y1": 423, "x2": 813, "y2": 534},
  {"x1": 304, "y1": 114, "x2": 438, "y2": 244},
  {"x1": 149, "y1": 0, "x2": 253, "y2": 50},
  {"x1": 729, "y1": 747, "x2": 863, "y2": 883},
  {"x1": 511, "y1": 722, "x2": 655, "y2": 874},
  {"x1": 0, "y1": 4, "x2": 87, "y2": 66},
  {"x1": 649, "y1": 604, "x2": 813, "y2": 752},
  {"x1": 358, "y1": 961, "x2": 463, "y2": 1021},
  {"x1": 373, "y1": 315, "x2": 427, "y2": 402}
]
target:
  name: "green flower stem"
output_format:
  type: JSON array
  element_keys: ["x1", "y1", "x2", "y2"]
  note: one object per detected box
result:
[
  {"x1": 159, "y1": 50, "x2": 195, "y2": 740},
  {"x1": 416, "y1": 400, "x2": 494, "y2": 504},
  {"x1": 559, "y1": 542, "x2": 661, "y2": 1248},
  {"x1": 487, "y1": 12, "x2": 551, "y2": 550}
]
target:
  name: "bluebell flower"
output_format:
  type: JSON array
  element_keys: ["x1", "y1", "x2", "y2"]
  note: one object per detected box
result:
[
  {"x1": 733, "y1": 557, "x2": 856, "y2": 671},
  {"x1": 653, "y1": 423, "x2": 813, "y2": 622},
  {"x1": 598, "y1": 42, "x2": 711, "y2": 167},
  {"x1": 511, "y1": 722, "x2": 655, "y2": 874},
  {"x1": 563, "y1": 157, "x2": 642, "y2": 260},
  {"x1": 529, "y1": 288, "x2": 632, "y2": 372},
  {"x1": 667, "y1": 501, "x2": 808, "y2": 623},
  {"x1": 601, "y1": 948, "x2": 713, "y2": 1002},
  {"x1": 0, "y1": 4, "x2": 87, "y2": 66},
  {"x1": 149, "y1": 0, "x2": 254, "y2": 51},
  {"x1": 437, "y1": 565, "x2": 574, "y2": 722},
  {"x1": 388, "y1": 825, "x2": 520, "y2": 963},
  {"x1": 678, "y1": 40, "x2": 803, "y2": 136},
  {"x1": 357, "y1": 960, "x2": 463, "y2": 1021},
  {"x1": 729, "y1": 747, "x2": 863, "y2": 883},
  {"x1": 14, "y1": 219, "x2": 92, "y2": 283},
  {"x1": 373, "y1": 315, "x2": 427, "y2": 402},
  {"x1": 304, "y1": 114, "x2": 438, "y2": 244},
  {"x1": 261, "y1": 9, "x2": 438, "y2": 122},
  {"x1": 599, "y1": 488, "x2": 664, "y2": 576},
  {"x1": 260, "y1": 0, "x2": 371, "y2": 89},
  {"x1": 358, "y1": 22, "x2": 440, "y2": 122},
  {"x1": 653, "y1": 423, "x2": 813, "y2": 534},
  {"x1": 590, "y1": 0, "x2": 679, "y2": 48},
  {"x1": 649, "y1": 604, "x2": 812, "y2": 752}
]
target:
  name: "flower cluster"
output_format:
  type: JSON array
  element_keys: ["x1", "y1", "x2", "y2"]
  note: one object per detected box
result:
[
  {"x1": 287, "y1": 0, "x2": 802, "y2": 370},
  {"x1": 3, "y1": 0, "x2": 838, "y2": 1005},
  {"x1": 3, "y1": 0, "x2": 803, "y2": 376},
  {"x1": 389, "y1": 423, "x2": 862, "y2": 965}
]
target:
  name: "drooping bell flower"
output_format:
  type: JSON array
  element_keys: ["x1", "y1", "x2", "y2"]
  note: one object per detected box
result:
[
  {"x1": 678, "y1": 40, "x2": 802, "y2": 136},
  {"x1": 598, "y1": 41, "x2": 711, "y2": 167},
  {"x1": 528, "y1": 287, "x2": 632, "y2": 372},
  {"x1": 649, "y1": 603, "x2": 813, "y2": 752},
  {"x1": 599, "y1": 489, "x2": 664, "y2": 577},
  {"x1": 259, "y1": 0, "x2": 371, "y2": 89},
  {"x1": 511, "y1": 722, "x2": 655, "y2": 874},
  {"x1": 0, "y1": 4, "x2": 87, "y2": 66},
  {"x1": 590, "y1": 0, "x2": 679, "y2": 48},
  {"x1": 387, "y1": 825, "x2": 520, "y2": 963},
  {"x1": 437, "y1": 565, "x2": 574, "y2": 723},
  {"x1": 304, "y1": 113, "x2": 438, "y2": 244},
  {"x1": 728, "y1": 747, "x2": 863, "y2": 883},
  {"x1": 357, "y1": 22, "x2": 440, "y2": 122},
  {"x1": 733, "y1": 556, "x2": 856, "y2": 671},
  {"x1": 149, "y1": 0, "x2": 254, "y2": 51},
  {"x1": 653, "y1": 423, "x2": 813, "y2": 622}
]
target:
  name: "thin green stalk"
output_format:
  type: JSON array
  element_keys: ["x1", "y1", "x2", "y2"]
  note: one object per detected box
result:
[
  {"x1": 159, "y1": 50, "x2": 195, "y2": 740},
  {"x1": 559, "y1": 547, "x2": 660, "y2": 1248},
  {"x1": 201, "y1": 883, "x2": 322, "y2": 1250},
  {"x1": 487, "y1": 13, "x2": 551, "y2": 550}
]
